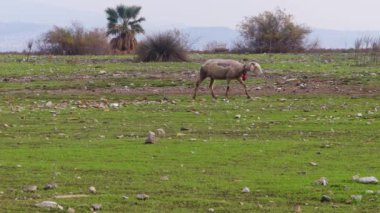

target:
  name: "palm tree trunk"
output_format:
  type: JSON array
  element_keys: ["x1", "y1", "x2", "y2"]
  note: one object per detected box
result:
[{"x1": 121, "y1": 33, "x2": 127, "y2": 51}]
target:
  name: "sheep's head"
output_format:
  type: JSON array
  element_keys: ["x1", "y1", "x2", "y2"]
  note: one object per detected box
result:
[{"x1": 246, "y1": 62, "x2": 264, "y2": 77}]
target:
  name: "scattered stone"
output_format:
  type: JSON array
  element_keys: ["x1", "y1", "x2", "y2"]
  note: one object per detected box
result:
[
  {"x1": 299, "y1": 83, "x2": 307, "y2": 89},
  {"x1": 353, "y1": 175, "x2": 379, "y2": 184},
  {"x1": 136, "y1": 193, "x2": 149, "y2": 200},
  {"x1": 44, "y1": 183, "x2": 57, "y2": 190},
  {"x1": 176, "y1": 133, "x2": 186, "y2": 137},
  {"x1": 208, "y1": 208, "x2": 215, "y2": 212},
  {"x1": 67, "y1": 207, "x2": 75, "y2": 213},
  {"x1": 255, "y1": 86, "x2": 262, "y2": 90},
  {"x1": 98, "y1": 70, "x2": 107, "y2": 75},
  {"x1": 234, "y1": 114, "x2": 241, "y2": 119},
  {"x1": 160, "y1": 176, "x2": 169, "y2": 181},
  {"x1": 320, "y1": 195, "x2": 331, "y2": 203},
  {"x1": 45, "y1": 101, "x2": 53, "y2": 108},
  {"x1": 122, "y1": 195, "x2": 129, "y2": 200},
  {"x1": 309, "y1": 162, "x2": 318, "y2": 166},
  {"x1": 156, "y1": 128, "x2": 166, "y2": 137},
  {"x1": 89, "y1": 186, "x2": 96, "y2": 194},
  {"x1": 109, "y1": 103, "x2": 120, "y2": 108},
  {"x1": 91, "y1": 204, "x2": 102, "y2": 211},
  {"x1": 365, "y1": 190, "x2": 374, "y2": 194},
  {"x1": 315, "y1": 177, "x2": 328, "y2": 186},
  {"x1": 351, "y1": 195, "x2": 362, "y2": 202},
  {"x1": 357, "y1": 113, "x2": 363, "y2": 117},
  {"x1": 23, "y1": 185, "x2": 37, "y2": 193},
  {"x1": 35, "y1": 201, "x2": 63, "y2": 210},
  {"x1": 241, "y1": 187, "x2": 250, "y2": 193},
  {"x1": 145, "y1": 131, "x2": 156, "y2": 144}
]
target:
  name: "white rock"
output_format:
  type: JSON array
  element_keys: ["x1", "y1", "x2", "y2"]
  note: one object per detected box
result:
[
  {"x1": 351, "y1": 195, "x2": 362, "y2": 202},
  {"x1": 23, "y1": 185, "x2": 37, "y2": 192},
  {"x1": 353, "y1": 176, "x2": 379, "y2": 184},
  {"x1": 45, "y1": 101, "x2": 53, "y2": 108},
  {"x1": 67, "y1": 207, "x2": 75, "y2": 213},
  {"x1": 91, "y1": 204, "x2": 102, "y2": 211},
  {"x1": 365, "y1": 190, "x2": 374, "y2": 194},
  {"x1": 99, "y1": 70, "x2": 107, "y2": 75},
  {"x1": 357, "y1": 113, "x2": 363, "y2": 117},
  {"x1": 35, "y1": 201, "x2": 63, "y2": 210},
  {"x1": 315, "y1": 177, "x2": 328, "y2": 186},
  {"x1": 208, "y1": 208, "x2": 215, "y2": 212},
  {"x1": 234, "y1": 114, "x2": 241, "y2": 119},
  {"x1": 89, "y1": 186, "x2": 96, "y2": 194},
  {"x1": 145, "y1": 131, "x2": 156, "y2": 144},
  {"x1": 109, "y1": 103, "x2": 120, "y2": 108},
  {"x1": 309, "y1": 162, "x2": 318, "y2": 166},
  {"x1": 241, "y1": 187, "x2": 250, "y2": 193},
  {"x1": 136, "y1": 193, "x2": 149, "y2": 200},
  {"x1": 156, "y1": 128, "x2": 166, "y2": 137}
]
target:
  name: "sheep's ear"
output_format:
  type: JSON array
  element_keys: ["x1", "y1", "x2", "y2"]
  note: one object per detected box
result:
[{"x1": 250, "y1": 63, "x2": 256, "y2": 69}]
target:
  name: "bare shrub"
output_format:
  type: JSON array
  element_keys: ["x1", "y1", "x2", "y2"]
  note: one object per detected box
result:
[
  {"x1": 354, "y1": 35, "x2": 380, "y2": 65},
  {"x1": 136, "y1": 30, "x2": 188, "y2": 62},
  {"x1": 37, "y1": 23, "x2": 111, "y2": 55},
  {"x1": 235, "y1": 8, "x2": 311, "y2": 53}
]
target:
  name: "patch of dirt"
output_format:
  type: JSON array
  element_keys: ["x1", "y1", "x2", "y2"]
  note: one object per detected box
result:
[{"x1": 1, "y1": 70, "x2": 379, "y2": 97}]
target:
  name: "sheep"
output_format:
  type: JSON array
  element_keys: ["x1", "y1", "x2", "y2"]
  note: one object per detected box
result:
[{"x1": 193, "y1": 59, "x2": 263, "y2": 99}]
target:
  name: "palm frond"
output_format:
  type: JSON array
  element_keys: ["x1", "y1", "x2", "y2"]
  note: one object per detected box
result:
[
  {"x1": 105, "y1": 8, "x2": 118, "y2": 23},
  {"x1": 116, "y1": 5, "x2": 128, "y2": 19},
  {"x1": 126, "y1": 6, "x2": 142, "y2": 19}
]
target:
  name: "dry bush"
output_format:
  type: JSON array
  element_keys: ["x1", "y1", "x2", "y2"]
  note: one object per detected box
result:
[
  {"x1": 235, "y1": 8, "x2": 311, "y2": 53},
  {"x1": 354, "y1": 35, "x2": 380, "y2": 65},
  {"x1": 37, "y1": 23, "x2": 111, "y2": 55},
  {"x1": 136, "y1": 30, "x2": 189, "y2": 62}
]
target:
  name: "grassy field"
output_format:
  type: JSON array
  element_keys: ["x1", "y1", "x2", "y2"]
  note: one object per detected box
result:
[{"x1": 0, "y1": 53, "x2": 379, "y2": 212}]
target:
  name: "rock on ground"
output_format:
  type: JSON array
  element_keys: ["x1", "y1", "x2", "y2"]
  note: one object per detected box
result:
[
  {"x1": 353, "y1": 175, "x2": 379, "y2": 184},
  {"x1": 35, "y1": 201, "x2": 63, "y2": 210},
  {"x1": 241, "y1": 187, "x2": 250, "y2": 193},
  {"x1": 145, "y1": 131, "x2": 156, "y2": 144},
  {"x1": 23, "y1": 185, "x2": 37, "y2": 193},
  {"x1": 136, "y1": 193, "x2": 149, "y2": 200},
  {"x1": 89, "y1": 186, "x2": 96, "y2": 194}
]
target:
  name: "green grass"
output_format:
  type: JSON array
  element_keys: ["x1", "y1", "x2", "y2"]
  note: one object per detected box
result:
[
  {"x1": 0, "y1": 53, "x2": 379, "y2": 212},
  {"x1": 0, "y1": 94, "x2": 379, "y2": 212}
]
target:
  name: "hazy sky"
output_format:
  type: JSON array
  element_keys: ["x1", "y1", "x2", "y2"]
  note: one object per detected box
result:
[{"x1": 1, "y1": 0, "x2": 380, "y2": 30}]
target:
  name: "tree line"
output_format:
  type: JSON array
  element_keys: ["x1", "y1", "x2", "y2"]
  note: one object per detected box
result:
[{"x1": 29, "y1": 5, "x2": 366, "y2": 62}]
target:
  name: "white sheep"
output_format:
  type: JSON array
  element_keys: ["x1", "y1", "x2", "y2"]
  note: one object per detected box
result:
[{"x1": 193, "y1": 59, "x2": 263, "y2": 99}]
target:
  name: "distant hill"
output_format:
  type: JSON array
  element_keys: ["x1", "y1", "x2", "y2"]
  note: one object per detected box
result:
[
  {"x1": 1, "y1": 22, "x2": 380, "y2": 52},
  {"x1": 0, "y1": 22, "x2": 50, "y2": 52},
  {"x1": 309, "y1": 29, "x2": 380, "y2": 49}
]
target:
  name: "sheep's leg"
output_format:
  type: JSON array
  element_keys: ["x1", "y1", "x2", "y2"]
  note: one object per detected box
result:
[
  {"x1": 237, "y1": 78, "x2": 251, "y2": 99},
  {"x1": 209, "y1": 78, "x2": 216, "y2": 99},
  {"x1": 193, "y1": 76, "x2": 206, "y2": 99},
  {"x1": 225, "y1": 79, "x2": 231, "y2": 98}
]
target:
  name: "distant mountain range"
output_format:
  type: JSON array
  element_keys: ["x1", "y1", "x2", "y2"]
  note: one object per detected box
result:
[{"x1": 1, "y1": 22, "x2": 380, "y2": 52}]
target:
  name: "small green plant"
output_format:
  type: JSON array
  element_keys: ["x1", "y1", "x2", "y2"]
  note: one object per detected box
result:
[{"x1": 136, "y1": 30, "x2": 189, "y2": 62}]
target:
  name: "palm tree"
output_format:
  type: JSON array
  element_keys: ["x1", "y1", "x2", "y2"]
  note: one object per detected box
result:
[{"x1": 105, "y1": 5, "x2": 145, "y2": 52}]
